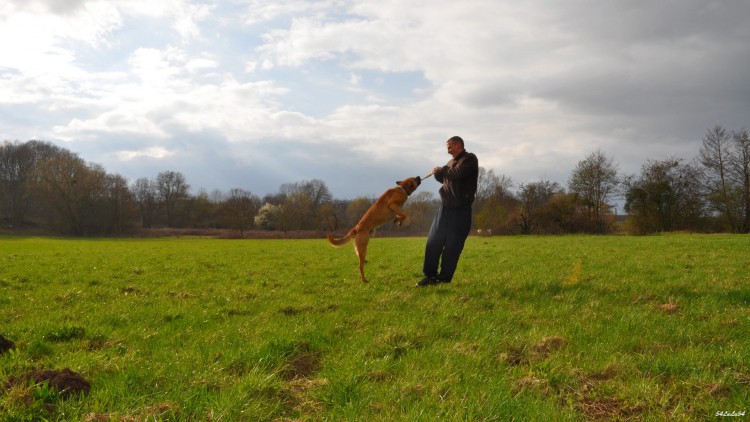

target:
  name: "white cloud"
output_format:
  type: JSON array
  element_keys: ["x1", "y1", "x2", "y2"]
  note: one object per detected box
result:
[
  {"x1": 46, "y1": 41, "x2": 296, "y2": 145},
  {"x1": 186, "y1": 54, "x2": 220, "y2": 73},
  {"x1": 2, "y1": 0, "x2": 750, "y2": 198},
  {"x1": 115, "y1": 146, "x2": 174, "y2": 161},
  {"x1": 0, "y1": 2, "x2": 119, "y2": 73},
  {"x1": 55, "y1": 110, "x2": 170, "y2": 140},
  {"x1": 171, "y1": 2, "x2": 214, "y2": 42},
  {"x1": 240, "y1": 0, "x2": 337, "y2": 26}
]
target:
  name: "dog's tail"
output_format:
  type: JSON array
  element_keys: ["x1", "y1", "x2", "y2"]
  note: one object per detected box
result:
[{"x1": 327, "y1": 231, "x2": 353, "y2": 247}]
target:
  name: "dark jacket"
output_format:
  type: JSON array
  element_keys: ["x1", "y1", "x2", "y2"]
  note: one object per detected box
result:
[{"x1": 435, "y1": 150, "x2": 478, "y2": 208}]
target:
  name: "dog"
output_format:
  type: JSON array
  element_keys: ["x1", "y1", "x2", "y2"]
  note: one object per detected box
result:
[{"x1": 327, "y1": 176, "x2": 422, "y2": 282}]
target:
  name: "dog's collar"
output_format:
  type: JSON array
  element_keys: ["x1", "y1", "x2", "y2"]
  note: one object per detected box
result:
[{"x1": 396, "y1": 185, "x2": 413, "y2": 196}]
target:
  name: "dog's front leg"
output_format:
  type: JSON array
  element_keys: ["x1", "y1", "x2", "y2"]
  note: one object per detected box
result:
[{"x1": 389, "y1": 205, "x2": 407, "y2": 226}]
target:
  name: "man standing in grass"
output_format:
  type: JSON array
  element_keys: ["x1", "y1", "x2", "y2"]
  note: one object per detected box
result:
[{"x1": 418, "y1": 136, "x2": 479, "y2": 287}]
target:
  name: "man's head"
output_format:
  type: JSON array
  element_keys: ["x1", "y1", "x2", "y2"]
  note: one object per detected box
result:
[{"x1": 446, "y1": 136, "x2": 465, "y2": 158}]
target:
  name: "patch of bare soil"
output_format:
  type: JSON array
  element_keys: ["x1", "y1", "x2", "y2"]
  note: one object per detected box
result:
[
  {"x1": 286, "y1": 378, "x2": 328, "y2": 416},
  {"x1": 659, "y1": 302, "x2": 679, "y2": 314},
  {"x1": 502, "y1": 337, "x2": 648, "y2": 419},
  {"x1": 513, "y1": 375, "x2": 550, "y2": 395},
  {"x1": 5, "y1": 368, "x2": 91, "y2": 398},
  {"x1": 281, "y1": 350, "x2": 322, "y2": 381},
  {"x1": 577, "y1": 396, "x2": 644, "y2": 420},
  {"x1": 533, "y1": 336, "x2": 568, "y2": 355},
  {"x1": 0, "y1": 334, "x2": 15, "y2": 355},
  {"x1": 504, "y1": 336, "x2": 568, "y2": 366},
  {"x1": 276, "y1": 342, "x2": 326, "y2": 417}
]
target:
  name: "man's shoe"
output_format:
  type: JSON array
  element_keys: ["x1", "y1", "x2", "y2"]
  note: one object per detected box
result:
[{"x1": 416, "y1": 276, "x2": 439, "y2": 287}]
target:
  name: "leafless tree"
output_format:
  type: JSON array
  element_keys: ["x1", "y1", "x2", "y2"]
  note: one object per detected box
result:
[
  {"x1": 624, "y1": 158, "x2": 706, "y2": 233},
  {"x1": 474, "y1": 168, "x2": 516, "y2": 233},
  {"x1": 699, "y1": 125, "x2": 740, "y2": 231},
  {"x1": 102, "y1": 173, "x2": 134, "y2": 234},
  {"x1": 155, "y1": 171, "x2": 190, "y2": 227},
  {"x1": 518, "y1": 179, "x2": 564, "y2": 234},
  {"x1": 568, "y1": 150, "x2": 619, "y2": 233},
  {"x1": 219, "y1": 188, "x2": 260, "y2": 235},
  {"x1": 131, "y1": 177, "x2": 156, "y2": 228},
  {"x1": 698, "y1": 126, "x2": 750, "y2": 233},
  {"x1": 0, "y1": 140, "x2": 61, "y2": 226},
  {"x1": 33, "y1": 152, "x2": 109, "y2": 235},
  {"x1": 186, "y1": 189, "x2": 217, "y2": 228},
  {"x1": 730, "y1": 129, "x2": 750, "y2": 232},
  {"x1": 278, "y1": 179, "x2": 333, "y2": 230}
]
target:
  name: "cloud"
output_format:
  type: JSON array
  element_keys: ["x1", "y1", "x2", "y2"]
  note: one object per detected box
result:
[
  {"x1": 171, "y1": 2, "x2": 214, "y2": 42},
  {"x1": 2, "y1": 0, "x2": 750, "y2": 199},
  {"x1": 46, "y1": 42, "x2": 292, "y2": 144},
  {"x1": 240, "y1": 0, "x2": 334, "y2": 26},
  {"x1": 116, "y1": 146, "x2": 174, "y2": 161}
]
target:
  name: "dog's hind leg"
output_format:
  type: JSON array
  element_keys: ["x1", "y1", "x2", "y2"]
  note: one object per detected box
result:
[{"x1": 353, "y1": 232, "x2": 369, "y2": 283}]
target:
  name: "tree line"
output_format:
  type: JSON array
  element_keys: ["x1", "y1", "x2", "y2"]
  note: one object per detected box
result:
[{"x1": 1, "y1": 125, "x2": 748, "y2": 236}]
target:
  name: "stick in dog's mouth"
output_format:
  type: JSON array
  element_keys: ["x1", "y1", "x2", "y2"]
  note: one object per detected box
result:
[{"x1": 422, "y1": 171, "x2": 434, "y2": 180}]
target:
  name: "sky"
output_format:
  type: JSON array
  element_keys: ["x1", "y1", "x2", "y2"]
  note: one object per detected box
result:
[{"x1": 1, "y1": 0, "x2": 749, "y2": 200}]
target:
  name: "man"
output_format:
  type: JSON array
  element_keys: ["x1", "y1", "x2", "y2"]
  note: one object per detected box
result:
[{"x1": 418, "y1": 136, "x2": 478, "y2": 286}]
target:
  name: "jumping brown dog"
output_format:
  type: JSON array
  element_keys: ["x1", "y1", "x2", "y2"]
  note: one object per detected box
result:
[{"x1": 327, "y1": 176, "x2": 422, "y2": 282}]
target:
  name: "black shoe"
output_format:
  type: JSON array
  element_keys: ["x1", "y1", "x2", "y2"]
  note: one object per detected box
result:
[{"x1": 416, "y1": 276, "x2": 439, "y2": 287}]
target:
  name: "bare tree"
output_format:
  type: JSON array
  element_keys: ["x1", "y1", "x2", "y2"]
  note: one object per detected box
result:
[
  {"x1": 187, "y1": 189, "x2": 218, "y2": 228},
  {"x1": 518, "y1": 179, "x2": 564, "y2": 234},
  {"x1": 699, "y1": 125, "x2": 740, "y2": 231},
  {"x1": 624, "y1": 158, "x2": 706, "y2": 233},
  {"x1": 278, "y1": 179, "x2": 333, "y2": 230},
  {"x1": 317, "y1": 202, "x2": 338, "y2": 232},
  {"x1": 155, "y1": 171, "x2": 190, "y2": 227},
  {"x1": 33, "y1": 152, "x2": 109, "y2": 235},
  {"x1": 102, "y1": 173, "x2": 133, "y2": 234},
  {"x1": 568, "y1": 150, "x2": 619, "y2": 233},
  {"x1": 476, "y1": 168, "x2": 511, "y2": 203},
  {"x1": 131, "y1": 177, "x2": 156, "y2": 228},
  {"x1": 474, "y1": 168, "x2": 515, "y2": 233},
  {"x1": 219, "y1": 188, "x2": 260, "y2": 235},
  {"x1": 0, "y1": 140, "x2": 62, "y2": 226},
  {"x1": 730, "y1": 129, "x2": 750, "y2": 233}
]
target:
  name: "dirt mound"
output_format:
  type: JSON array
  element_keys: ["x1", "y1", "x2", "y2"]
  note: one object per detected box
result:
[
  {"x1": 0, "y1": 335, "x2": 15, "y2": 355},
  {"x1": 281, "y1": 350, "x2": 322, "y2": 380},
  {"x1": 6, "y1": 368, "x2": 91, "y2": 398}
]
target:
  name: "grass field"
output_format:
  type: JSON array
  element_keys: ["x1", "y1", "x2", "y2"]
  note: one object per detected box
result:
[{"x1": 1, "y1": 234, "x2": 748, "y2": 420}]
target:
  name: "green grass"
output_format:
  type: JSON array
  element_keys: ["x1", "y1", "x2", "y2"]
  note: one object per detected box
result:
[{"x1": 1, "y1": 234, "x2": 748, "y2": 420}]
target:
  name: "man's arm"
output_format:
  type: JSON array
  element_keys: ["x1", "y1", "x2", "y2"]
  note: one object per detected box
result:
[{"x1": 439, "y1": 154, "x2": 478, "y2": 181}]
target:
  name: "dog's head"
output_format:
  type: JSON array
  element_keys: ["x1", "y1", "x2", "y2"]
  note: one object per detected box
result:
[{"x1": 396, "y1": 176, "x2": 422, "y2": 195}]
